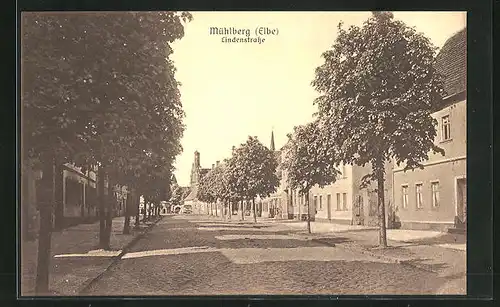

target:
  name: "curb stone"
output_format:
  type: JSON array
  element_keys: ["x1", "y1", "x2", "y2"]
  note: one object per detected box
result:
[{"x1": 78, "y1": 216, "x2": 164, "y2": 294}]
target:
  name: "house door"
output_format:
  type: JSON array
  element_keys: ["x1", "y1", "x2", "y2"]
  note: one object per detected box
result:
[{"x1": 456, "y1": 178, "x2": 467, "y2": 225}]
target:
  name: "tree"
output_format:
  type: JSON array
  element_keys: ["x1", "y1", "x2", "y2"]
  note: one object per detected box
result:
[
  {"x1": 67, "y1": 12, "x2": 189, "y2": 248},
  {"x1": 225, "y1": 149, "x2": 247, "y2": 220},
  {"x1": 22, "y1": 12, "x2": 190, "y2": 293},
  {"x1": 281, "y1": 121, "x2": 340, "y2": 233},
  {"x1": 207, "y1": 161, "x2": 238, "y2": 220},
  {"x1": 209, "y1": 164, "x2": 226, "y2": 218},
  {"x1": 22, "y1": 14, "x2": 90, "y2": 294},
  {"x1": 218, "y1": 159, "x2": 239, "y2": 220},
  {"x1": 197, "y1": 169, "x2": 216, "y2": 214},
  {"x1": 232, "y1": 137, "x2": 279, "y2": 223},
  {"x1": 311, "y1": 11, "x2": 446, "y2": 246},
  {"x1": 170, "y1": 183, "x2": 184, "y2": 208},
  {"x1": 242, "y1": 137, "x2": 279, "y2": 222}
]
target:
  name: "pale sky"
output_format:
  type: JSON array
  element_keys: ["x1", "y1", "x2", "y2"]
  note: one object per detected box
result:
[{"x1": 171, "y1": 11, "x2": 466, "y2": 186}]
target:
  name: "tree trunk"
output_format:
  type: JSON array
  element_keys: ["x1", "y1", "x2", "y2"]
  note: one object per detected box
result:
[
  {"x1": 215, "y1": 202, "x2": 218, "y2": 217},
  {"x1": 103, "y1": 179, "x2": 114, "y2": 250},
  {"x1": 36, "y1": 204, "x2": 52, "y2": 294},
  {"x1": 252, "y1": 198, "x2": 257, "y2": 223},
  {"x1": 240, "y1": 199, "x2": 244, "y2": 221},
  {"x1": 306, "y1": 191, "x2": 311, "y2": 234},
  {"x1": 228, "y1": 202, "x2": 232, "y2": 220},
  {"x1": 53, "y1": 164, "x2": 64, "y2": 231},
  {"x1": 35, "y1": 160, "x2": 55, "y2": 295},
  {"x1": 123, "y1": 191, "x2": 131, "y2": 235},
  {"x1": 135, "y1": 193, "x2": 140, "y2": 228},
  {"x1": 377, "y1": 168, "x2": 388, "y2": 247},
  {"x1": 98, "y1": 165, "x2": 108, "y2": 249}
]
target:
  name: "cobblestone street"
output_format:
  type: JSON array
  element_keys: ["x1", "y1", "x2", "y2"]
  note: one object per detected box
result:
[{"x1": 82, "y1": 215, "x2": 458, "y2": 295}]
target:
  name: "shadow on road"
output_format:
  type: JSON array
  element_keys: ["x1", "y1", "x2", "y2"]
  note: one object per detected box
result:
[
  {"x1": 399, "y1": 233, "x2": 466, "y2": 246},
  {"x1": 401, "y1": 258, "x2": 449, "y2": 273}
]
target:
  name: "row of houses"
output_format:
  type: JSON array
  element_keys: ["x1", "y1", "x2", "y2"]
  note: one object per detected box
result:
[
  {"x1": 186, "y1": 28, "x2": 467, "y2": 233},
  {"x1": 21, "y1": 162, "x2": 129, "y2": 241}
]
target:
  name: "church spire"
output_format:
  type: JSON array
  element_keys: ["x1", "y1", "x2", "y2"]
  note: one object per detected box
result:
[{"x1": 270, "y1": 130, "x2": 275, "y2": 151}]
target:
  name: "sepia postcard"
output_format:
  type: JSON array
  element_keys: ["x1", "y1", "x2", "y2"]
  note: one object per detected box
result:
[{"x1": 20, "y1": 11, "x2": 467, "y2": 297}]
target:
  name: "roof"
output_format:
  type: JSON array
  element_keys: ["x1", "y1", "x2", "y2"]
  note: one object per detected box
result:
[
  {"x1": 435, "y1": 28, "x2": 467, "y2": 97},
  {"x1": 184, "y1": 185, "x2": 198, "y2": 201}
]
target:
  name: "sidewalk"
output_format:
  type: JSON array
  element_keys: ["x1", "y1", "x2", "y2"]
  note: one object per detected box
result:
[
  {"x1": 21, "y1": 215, "x2": 161, "y2": 296},
  {"x1": 279, "y1": 220, "x2": 378, "y2": 233},
  {"x1": 277, "y1": 220, "x2": 466, "y2": 250}
]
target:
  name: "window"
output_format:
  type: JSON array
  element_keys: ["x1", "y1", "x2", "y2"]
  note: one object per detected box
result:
[
  {"x1": 327, "y1": 194, "x2": 331, "y2": 210},
  {"x1": 402, "y1": 185, "x2": 409, "y2": 208},
  {"x1": 342, "y1": 193, "x2": 347, "y2": 210},
  {"x1": 431, "y1": 182, "x2": 440, "y2": 207},
  {"x1": 416, "y1": 183, "x2": 423, "y2": 209},
  {"x1": 319, "y1": 195, "x2": 323, "y2": 210},
  {"x1": 442, "y1": 115, "x2": 451, "y2": 141},
  {"x1": 336, "y1": 193, "x2": 341, "y2": 210},
  {"x1": 313, "y1": 196, "x2": 318, "y2": 209}
]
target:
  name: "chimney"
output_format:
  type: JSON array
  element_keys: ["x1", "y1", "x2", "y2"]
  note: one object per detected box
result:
[
  {"x1": 212, "y1": 164, "x2": 215, "y2": 170},
  {"x1": 232, "y1": 146, "x2": 236, "y2": 153},
  {"x1": 216, "y1": 160, "x2": 220, "y2": 166}
]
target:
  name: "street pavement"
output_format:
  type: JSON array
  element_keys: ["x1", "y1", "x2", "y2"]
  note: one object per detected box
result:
[{"x1": 83, "y1": 214, "x2": 460, "y2": 296}]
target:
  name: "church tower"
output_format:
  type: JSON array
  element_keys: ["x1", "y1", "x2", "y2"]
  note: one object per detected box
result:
[
  {"x1": 190, "y1": 150, "x2": 201, "y2": 186},
  {"x1": 270, "y1": 130, "x2": 275, "y2": 151}
]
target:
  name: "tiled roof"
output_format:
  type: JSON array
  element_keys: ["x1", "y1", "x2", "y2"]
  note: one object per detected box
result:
[
  {"x1": 435, "y1": 28, "x2": 467, "y2": 97},
  {"x1": 185, "y1": 185, "x2": 198, "y2": 201}
]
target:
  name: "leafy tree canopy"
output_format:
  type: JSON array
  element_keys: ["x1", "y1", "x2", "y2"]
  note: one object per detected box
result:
[
  {"x1": 22, "y1": 12, "x2": 192, "y2": 193},
  {"x1": 235, "y1": 136, "x2": 279, "y2": 200},
  {"x1": 281, "y1": 120, "x2": 340, "y2": 195},
  {"x1": 311, "y1": 11, "x2": 446, "y2": 174}
]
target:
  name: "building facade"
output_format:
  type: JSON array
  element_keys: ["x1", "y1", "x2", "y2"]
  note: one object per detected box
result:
[
  {"x1": 392, "y1": 28, "x2": 467, "y2": 231},
  {"x1": 21, "y1": 161, "x2": 129, "y2": 241},
  {"x1": 260, "y1": 131, "x2": 391, "y2": 226}
]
